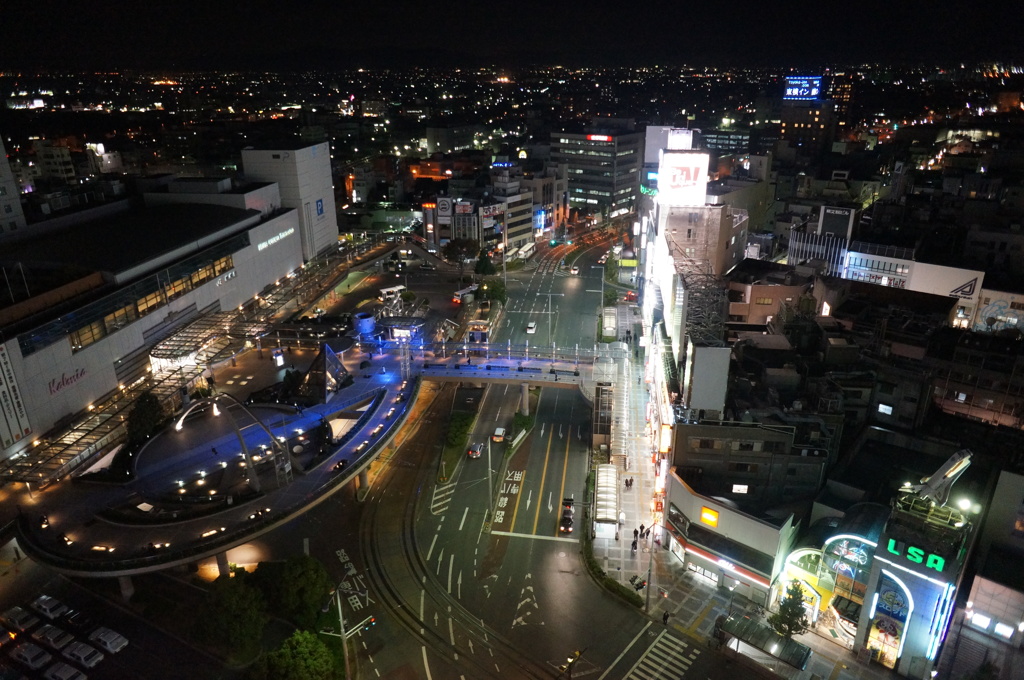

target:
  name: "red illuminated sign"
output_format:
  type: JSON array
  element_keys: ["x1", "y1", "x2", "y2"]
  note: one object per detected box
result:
[{"x1": 587, "y1": 134, "x2": 612, "y2": 142}]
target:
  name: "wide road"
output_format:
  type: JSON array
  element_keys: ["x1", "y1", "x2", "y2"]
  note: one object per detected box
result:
[{"x1": 499, "y1": 234, "x2": 615, "y2": 350}]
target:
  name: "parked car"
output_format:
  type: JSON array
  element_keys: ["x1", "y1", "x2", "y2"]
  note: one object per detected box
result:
[
  {"x1": 467, "y1": 443, "x2": 483, "y2": 459},
  {"x1": 62, "y1": 641, "x2": 104, "y2": 668},
  {"x1": 60, "y1": 610, "x2": 93, "y2": 633},
  {"x1": 10, "y1": 642, "x2": 52, "y2": 670},
  {"x1": 30, "y1": 597, "x2": 68, "y2": 622},
  {"x1": 31, "y1": 625, "x2": 73, "y2": 651},
  {"x1": 1, "y1": 607, "x2": 39, "y2": 633},
  {"x1": 87, "y1": 628, "x2": 126, "y2": 654},
  {"x1": 43, "y1": 660, "x2": 87, "y2": 680}
]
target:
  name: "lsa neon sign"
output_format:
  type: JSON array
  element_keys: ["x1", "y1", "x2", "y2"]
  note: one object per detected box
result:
[{"x1": 887, "y1": 538, "x2": 945, "y2": 573}]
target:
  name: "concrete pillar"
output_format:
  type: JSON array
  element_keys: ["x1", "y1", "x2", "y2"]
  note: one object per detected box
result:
[
  {"x1": 520, "y1": 383, "x2": 530, "y2": 416},
  {"x1": 118, "y1": 575, "x2": 134, "y2": 602},
  {"x1": 356, "y1": 469, "x2": 371, "y2": 503},
  {"x1": 216, "y1": 551, "x2": 230, "y2": 577}
]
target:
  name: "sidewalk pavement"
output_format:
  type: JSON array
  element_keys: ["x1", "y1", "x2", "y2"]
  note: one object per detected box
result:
[{"x1": 597, "y1": 307, "x2": 902, "y2": 680}]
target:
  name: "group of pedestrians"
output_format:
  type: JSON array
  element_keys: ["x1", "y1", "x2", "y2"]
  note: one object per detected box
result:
[
  {"x1": 624, "y1": 476, "x2": 635, "y2": 490},
  {"x1": 630, "y1": 523, "x2": 652, "y2": 553}
]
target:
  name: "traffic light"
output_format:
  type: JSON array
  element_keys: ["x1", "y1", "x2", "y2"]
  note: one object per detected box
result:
[
  {"x1": 566, "y1": 239, "x2": 573, "y2": 245},
  {"x1": 549, "y1": 239, "x2": 559, "y2": 247},
  {"x1": 363, "y1": 617, "x2": 377, "y2": 631}
]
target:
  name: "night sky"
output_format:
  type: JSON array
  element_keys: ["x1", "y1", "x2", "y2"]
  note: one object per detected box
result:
[{"x1": 3, "y1": 0, "x2": 1023, "y2": 70}]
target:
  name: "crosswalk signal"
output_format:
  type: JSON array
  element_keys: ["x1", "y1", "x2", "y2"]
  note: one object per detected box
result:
[{"x1": 634, "y1": 579, "x2": 647, "y2": 592}]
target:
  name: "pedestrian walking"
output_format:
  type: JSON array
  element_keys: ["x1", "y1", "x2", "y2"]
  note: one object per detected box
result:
[
  {"x1": 211, "y1": 447, "x2": 218, "y2": 456},
  {"x1": 639, "y1": 523, "x2": 645, "y2": 535},
  {"x1": 633, "y1": 528, "x2": 639, "y2": 541},
  {"x1": 662, "y1": 612, "x2": 670, "y2": 625},
  {"x1": 629, "y1": 476, "x2": 634, "y2": 489},
  {"x1": 631, "y1": 540, "x2": 638, "y2": 553},
  {"x1": 645, "y1": 528, "x2": 651, "y2": 541}
]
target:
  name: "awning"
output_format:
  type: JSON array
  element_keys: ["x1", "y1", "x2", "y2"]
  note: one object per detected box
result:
[{"x1": 595, "y1": 464, "x2": 619, "y2": 524}]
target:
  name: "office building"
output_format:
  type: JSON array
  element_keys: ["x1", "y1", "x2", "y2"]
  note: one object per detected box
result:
[{"x1": 551, "y1": 121, "x2": 641, "y2": 219}]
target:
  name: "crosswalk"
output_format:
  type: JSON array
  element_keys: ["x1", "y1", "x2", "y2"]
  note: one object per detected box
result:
[{"x1": 624, "y1": 632, "x2": 698, "y2": 680}]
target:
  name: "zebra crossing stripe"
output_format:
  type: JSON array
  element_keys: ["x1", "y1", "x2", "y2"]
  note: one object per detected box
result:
[{"x1": 625, "y1": 631, "x2": 696, "y2": 680}]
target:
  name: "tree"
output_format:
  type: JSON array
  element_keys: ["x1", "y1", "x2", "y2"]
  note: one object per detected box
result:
[
  {"x1": 261, "y1": 630, "x2": 334, "y2": 680},
  {"x1": 125, "y1": 391, "x2": 165, "y2": 445},
  {"x1": 195, "y1": 575, "x2": 266, "y2": 658},
  {"x1": 768, "y1": 580, "x2": 810, "y2": 639},
  {"x1": 442, "y1": 238, "x2": 479, "y2": 284},
  {"x1": 474, "y1": 249, "x2": 497, "y2": 276},
  {"x1": 279, "y1": 554, "x2": 333, "y2": 630},
  {"x1": 481, "y1": 278, "x2": 507, "y2": 305}
]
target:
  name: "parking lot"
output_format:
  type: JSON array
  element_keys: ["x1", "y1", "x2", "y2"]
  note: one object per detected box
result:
[{"x1": 0, "y1": 565, "x2": 233, "y2": 680}]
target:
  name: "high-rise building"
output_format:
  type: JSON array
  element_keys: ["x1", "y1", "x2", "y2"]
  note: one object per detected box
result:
[
  {"x1": 242, "y1": 142, "x2": 338, "y2": 261},
  {"x1": 779, "y1": 76, "x2": 838, "y2": 159},
  {"x1": 551, "y1": 120, "x2": 641, "y2": 219},
  {"x1": 0, "y1": 138, "x2": 26, "y2": 239}
]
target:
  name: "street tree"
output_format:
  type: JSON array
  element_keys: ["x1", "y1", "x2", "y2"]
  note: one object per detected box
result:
[
  {"x1": 125, "y1": 391, "x2": 165, "y2": 446},
  {"x1": 279, "y1": 554, "x2": 333, "y2": 630},
  {"x1": 481, "y1": 278, "x2": 507, "y2": 305},
  {"x1": 475, "y1": 249, "x2": 497, "y2": 277},
  {"x1": 195, "y1": 574, "x2": 266, "y2": 659},
  {"x1": 768, "y1": 580, "x2": 811, "y2": 639},
  {"x1": 259, "y1": 630, "x2": 334, "y2": 680},
  {"x1": 442, "y1": 238, "x2": 479, "y2": 283}
]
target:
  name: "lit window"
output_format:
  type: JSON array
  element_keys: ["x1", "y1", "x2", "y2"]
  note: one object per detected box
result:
[
  {"x1": 994, "y1": 622, "x2": 1014, "y2": 638},
  {"x1": 877, "y1": 404, "x2": 893, "y2": 415},
  {"x1": 732, "y1": 484, "x2": 748, "y2": 494},
  {"x1": 972, "y1": 614, "x2": 991, "y2": 630}
]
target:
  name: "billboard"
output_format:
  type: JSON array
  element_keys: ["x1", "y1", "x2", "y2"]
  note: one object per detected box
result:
[
  {"x1": 819, "y1": 206, "x2": 856, "y2": 239},
  {"x1": 784, "y1": 76, "x2": 821, "y2": 101},
  {"x1": 0, "y1": 345, "x2": 31, "y2": 449},
  {"x1": 907, "y1": 263, "x2": 983, "y2": 303},
  {"x1": 657, "y1": 151, "x2": 709, "y2": 207}
]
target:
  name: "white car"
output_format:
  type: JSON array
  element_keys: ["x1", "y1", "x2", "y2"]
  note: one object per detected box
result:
[
  {"x1": 32, "y1": 624, "x2": 74, "y2": 651},
  {"x1": 63, "y1": 641, "x2": 104, "y2": 668},
  {"x1": 87, "y1": 627, "x2": 127, "y2": 654},
  {"x1": 526, "y1": 322, "x2": 537, "y2": 334},
  {"x1": 31, "y1": 596, "x2": 68, "y2": 621},
  {"x1": 44, "y1": 661, "x2": 88, "y2": 680},
  {"x1": 11, "y1": 641, "x2": 53, "y2": 670}
]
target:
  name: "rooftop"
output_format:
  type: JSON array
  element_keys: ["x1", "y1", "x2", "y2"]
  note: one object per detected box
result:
[{"x1": 1, "y1": 203, "x2": 260, "y2": 277}]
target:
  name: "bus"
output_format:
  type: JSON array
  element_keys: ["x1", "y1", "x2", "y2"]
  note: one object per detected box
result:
[
  {"x1": 379, "y1": 285, "x2": 406, "y2": 302},
  {"x1": 452, "y1": 284, "x2": 478, "y2": 304},
  {"x1": 517, "y1": 242, "x2": 536, "y2": 260}
]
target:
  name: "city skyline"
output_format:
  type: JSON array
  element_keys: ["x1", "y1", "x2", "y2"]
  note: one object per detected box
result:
[{"x1": 3, "y1": 0, "x2": 1024, "y2": 70}]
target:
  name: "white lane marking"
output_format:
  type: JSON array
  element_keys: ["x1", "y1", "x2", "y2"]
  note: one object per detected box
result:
[
  {"x1": 458, "y1": 506, "x2": 468, "y2": 531},
  {"x1": 422, "y1": 646, "x2": 433, "y2": 680},
  {"x1": 598, "y1": 621, "x2": 653, "y2": 680}
]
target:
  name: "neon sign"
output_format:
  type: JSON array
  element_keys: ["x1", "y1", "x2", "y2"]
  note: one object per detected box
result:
[{"x1": 886, "y1": 538, "x2": 945, "y2": 573}]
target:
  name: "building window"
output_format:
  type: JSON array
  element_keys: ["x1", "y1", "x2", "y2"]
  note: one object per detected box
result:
[
  {"x1": 877, "y1": 403, "x2": 893, "y2": 415},
  {"x1": 755, "y1": 297, "x2": 773, "y2": 305},
  {"x1": 136, "y1": 289, "x2": 165, "y2": 317},
  {"x1": 69, "y1": 320, "x2": 105, "y2": 352}
]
